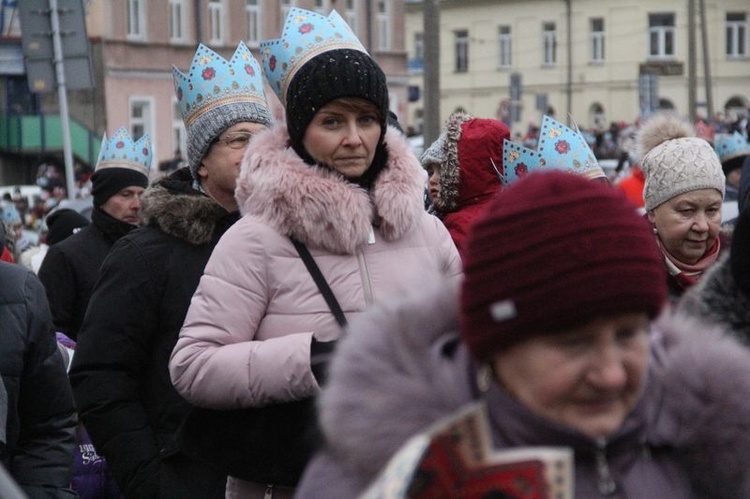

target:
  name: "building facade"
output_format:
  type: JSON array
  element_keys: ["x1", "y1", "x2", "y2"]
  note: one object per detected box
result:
[
  {"x1": 0, "y1": 0, "x2": 407, "y2": 183},
  {"x1": 406, "y1": 0, "x2": 750, "y2": 136}
]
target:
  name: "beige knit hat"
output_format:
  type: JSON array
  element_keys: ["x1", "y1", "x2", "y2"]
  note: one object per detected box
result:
[{"x1": 638, "y1": 112, "x2": 725, "y2": 211}]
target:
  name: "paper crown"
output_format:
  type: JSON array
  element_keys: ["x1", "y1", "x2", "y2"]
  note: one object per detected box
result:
[
  {"x1": 95, "y1": 127, "x2": 152, "y2": 176},
  {"x1": 260, "y1": 7, "x2": 368, "y2": 105},
  {"x1": 714, "y1": 131, "x2": 750, "y2": 164},
  {"x1": 173, "y1": 42, "x2": 268, "y2": 127},
  {"x1": 500, "y1": 139, "x2": 540, "y2": 186},
  {"x1": 537, "y1": 115, "x2": 606, "y2": 181}
]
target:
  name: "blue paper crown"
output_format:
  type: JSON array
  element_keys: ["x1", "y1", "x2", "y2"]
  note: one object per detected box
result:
[
  {"x1": 260, "y1": 7, "x2": 368, "y2": 105},
  {"x1": 714, "y1": 131, "x2": 750, "y2": 164},
  {"x1": 95, "y1": 127, "x2": 152, "y2": 176},
  {"x1": 537, "y1": 115, "x2": 606, "y2": 180},
  {"x1": 501, "y1": 139, "x2": 541, "y2": 186},
  {"x1": 173, "y1": 42, "x2": 268, "y2": 127}
]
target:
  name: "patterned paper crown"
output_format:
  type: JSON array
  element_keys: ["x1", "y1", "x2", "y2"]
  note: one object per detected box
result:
[
  {"x1": 95, "y1": 127, "x2": 152, "y2": 176},
  {"x1": 537, "y1": 115, "x2": 606, "y2": 180},
  {"x1": 260, "y1": 7, "x2": 368, "y2": 105},
  {"x1": 173, "y1": 42, "x2": 268, "y2": 127},
  {"x1": 714, "y1": 131, "x2": 750, "y2": 164},
  {"x1": 500, "y1": 139, "x2": 540, "y2": 186}
]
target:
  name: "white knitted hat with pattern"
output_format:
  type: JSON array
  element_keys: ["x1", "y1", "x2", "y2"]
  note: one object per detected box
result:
[{"x1": 638, "y1": 113, "x2": 725, "y2": 211}]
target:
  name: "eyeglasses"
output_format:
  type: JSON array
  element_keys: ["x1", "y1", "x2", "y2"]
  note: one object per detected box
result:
[{"x1": 215, "y1": 131, "x2": 255, "y2": 150}]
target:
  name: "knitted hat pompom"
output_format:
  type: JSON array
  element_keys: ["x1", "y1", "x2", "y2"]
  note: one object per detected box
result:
[{"x1": 636, "y1": 112, "x2": 694, "y2": 161}]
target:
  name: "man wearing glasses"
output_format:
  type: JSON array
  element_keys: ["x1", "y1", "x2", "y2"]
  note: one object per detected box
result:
[{"x1": 68, "y1": 43, "x2": 273, "y2": 498}]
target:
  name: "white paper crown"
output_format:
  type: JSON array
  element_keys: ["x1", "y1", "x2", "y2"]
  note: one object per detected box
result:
[
  {"x1": 260, "y1": 7, "x2": 367, "y2": 105},
  {"x1": 95, "y1": 127, "x2": 152, "y2": 176},
  {"x1": 173, "y1": 42, "x2": 268, "y2": 127}
]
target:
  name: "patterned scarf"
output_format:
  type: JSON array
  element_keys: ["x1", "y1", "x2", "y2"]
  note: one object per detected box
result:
[{"x1": 657, "y1": 237, "x2": 721, "y2": 289}]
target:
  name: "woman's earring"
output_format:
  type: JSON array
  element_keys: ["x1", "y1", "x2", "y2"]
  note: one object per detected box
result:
[
  {"x1": 652, "y1": 226, "x2": 658, "y2": 235},
  {"x1": 476, "y1": 363, "x2": 493, "y2": 394}
]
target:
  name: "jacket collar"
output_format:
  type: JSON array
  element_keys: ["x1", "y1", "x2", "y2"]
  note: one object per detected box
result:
[{"x1": 235, "y1": 125, "x2": 425, "y2": 254}]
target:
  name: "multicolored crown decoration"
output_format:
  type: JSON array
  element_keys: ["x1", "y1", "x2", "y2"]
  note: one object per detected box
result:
[
  {"x1": 173, "y1": 42, "x2": 268, "y2": 127},
  {"x1": 537, "y1": 115, "x2": 606, "y2": 181},
  {"x1": 500, "y1": 139, "x2": 540, "y2": 186},
  {"x1": 714, "y1": 131, "x2": 750, "y2": 164},
  {"x1": 95, "y1": 127, "x2": 152, "y2": 176},
  {"x1": 260, "y1": 7, "x2": 368, "y2": 105}
]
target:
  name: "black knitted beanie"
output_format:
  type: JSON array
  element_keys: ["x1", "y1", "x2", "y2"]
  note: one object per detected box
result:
[{"x1": 285, "y1": 48, "x2": 389, "y2": 165}]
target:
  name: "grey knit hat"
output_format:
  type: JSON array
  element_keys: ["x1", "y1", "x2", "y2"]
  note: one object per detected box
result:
[
  {"x1": 420, "y1": 134, "x2": 446, "y2": 168},
  {"x1": 173, "y1": 42, "x2": 273, "y2": 179},
  {"x1": 638, "y1": 113, "x2": 725, "y2": 211}
]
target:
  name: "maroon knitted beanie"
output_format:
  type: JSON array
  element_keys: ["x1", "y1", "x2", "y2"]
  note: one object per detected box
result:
[{"x1": 460, "y1": 170, "x2": 667, "y2": 359}]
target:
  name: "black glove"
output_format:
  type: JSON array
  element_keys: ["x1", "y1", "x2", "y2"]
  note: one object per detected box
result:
[{"x1": 310, "y1": 338, "x2": 337, "y2": 385}]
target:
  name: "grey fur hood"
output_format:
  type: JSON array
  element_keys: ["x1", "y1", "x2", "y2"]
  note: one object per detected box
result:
[
  {"x1": 678, "y1": 252, "x2": 750, "y2": 346},
  {"x1": 139, "y1": 168, "x2": 225, "y2": 245},
  {"x1": 318, "y1": 278, "x2": 750, "y2": 497}
]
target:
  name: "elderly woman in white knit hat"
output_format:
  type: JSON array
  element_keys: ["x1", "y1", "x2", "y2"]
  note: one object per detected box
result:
[{"x1": 638, "y1": 112, "x2": 727, "y2": 301}]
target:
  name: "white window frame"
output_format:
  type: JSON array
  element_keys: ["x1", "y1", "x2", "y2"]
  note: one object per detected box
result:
[
  {"x1": 542, "y1": 22, "x2": 556, "y2": 66},
  {"x1": 345, "y1": 0, "x2": 358, "y2": 34},
  {"x1": 169, "y1": 0, "x2": 186, "y2": 43},
  {"x1": 726, "y1": 12, "x2": 748, "y2": 59},
  {"x1": 246, "y1": 0, "x2": 261, "y2": 45},
  {"x1": 127, "y1": 0, "x2": 146, "y2": 40},
  {"x1": 590, "y1": 18, "x2": 604, "y2": 63},
  {"x1": 208, "y1": 0, "x2": 225, "y2": 46},
  {"x1": 648, "y1": 13, "x2": 676, "y2": 59},
  {"x1": 455, "y1": 30, "x2": 469, "y2": 73},
  {"x1": 414, "y1": 32, "x2": 424, "y2": 60},
  {"x1": 172, "y1": 98, "x2": 187, "y2": 160},
  {"x1": 376, "y1": 0, "x2": 390, "y2": 51},
  {"x1": 313, "y1": 0, "x2": 331, "y2": 14},
  {"x1": 129, "y1": 96, "x2": 156, "y2": 170},
  {"x1": 498, "y1": 25, "x2": 512, "y2": 69},
  {"x1": 281, "y1": 0, "x2": 296, "y2": 22}
]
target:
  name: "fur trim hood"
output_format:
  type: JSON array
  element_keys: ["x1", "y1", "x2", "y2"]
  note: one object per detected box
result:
[
  {"x1": 235, "y1": 125, "x2": 425, "y2": 254},
  {"x1": 319, "y1": 279, "x2": 750, "y2": 496},
  {"x1": 677, "y1": 252, "x2": 750, "y2": 346},
  {"x1": 438, "y1": 111, "x2": 507, "y2": 212},
  {"x1": 140, "y1": 168, "x2": 225, "y2": 245}
]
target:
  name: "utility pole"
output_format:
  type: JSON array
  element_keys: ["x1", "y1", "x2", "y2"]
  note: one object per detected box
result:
[
  {"x1": 423, "y1": 0, "x2": 440, "y2": 145},
  {"x1": 565, "y1": 0, "x2": 572, "y2": 124},
  {"x1": 687, "y1": 0, "x2": 697, "y2": 121},
  {"x1": 699, "y1": 0, "x2": 714, "y2": 119}
]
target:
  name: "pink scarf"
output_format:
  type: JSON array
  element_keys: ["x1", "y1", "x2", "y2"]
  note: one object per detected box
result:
[{"x1": 657, "y1": 237, "x2": 721, "y2": 289}]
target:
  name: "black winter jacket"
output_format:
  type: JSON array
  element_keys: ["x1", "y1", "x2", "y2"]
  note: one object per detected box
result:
[
  {"x1": 69, "y1": 168, "x2": 237, "y2": 498},
  {"x1": 38, "y1": 207, "x2": 136, "y2": 339},
  {"x1": 0, "y1": 262, "x2": 77, "y2": 498}
]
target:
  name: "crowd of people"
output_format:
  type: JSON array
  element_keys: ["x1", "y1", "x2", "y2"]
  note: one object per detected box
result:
[{"x1": 1, "y1": 6, "x2": 749, "y2": 499}]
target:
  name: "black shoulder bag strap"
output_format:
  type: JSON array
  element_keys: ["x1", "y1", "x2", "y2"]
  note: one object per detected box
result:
[{"x1": 290, "y1": 238, "x2": 347, "y2": 328}]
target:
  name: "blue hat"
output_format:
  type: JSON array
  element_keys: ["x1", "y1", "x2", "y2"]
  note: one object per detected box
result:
[
  {"x1": 714, "y1": 131, "x2": 750, "y2": 172},
  {"x1": 501, "y1": 139, "x2": 540, "y2": 186},
  {"x1": 91, "y1": 127, "x2": 151, "y2": 206},
  {"x1": 537, "y1": 115, "x2": 606, "y2": 181},
  {"x1": 260, "y1": 8, "x2": 368, "y2": 106},
  {"x1": 173, "y1": 42, "x2": 273, "y2": 176}
]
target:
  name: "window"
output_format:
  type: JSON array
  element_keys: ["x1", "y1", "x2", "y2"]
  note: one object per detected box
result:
[
  {"x1": 281, "y1": 0, "x2": 295, "y2": 22},
  {"x1": 173, "y1": 99, "x2": 187, "y2": 159},
  {"x1": 649, "y1": 13, "x2": 675, "y2": 58},
  {"x1": 130, "y1": 98, "x2": 154, "y2": 158},
  {"x1": 127, "y1": 0, "x2": 145, "y2": 40},
  {"x1": 169, "y1": 0, "x2": 186, "y2": 42},
  {"x1": 313, "y1": 0, "x2": 330, "y2": 14},
  {"x1": 455, "y1": 30, "x2": 469, "y2": 73},
  {"x1": 345, "y1": 0, "x2": 358, "y2": 34},
  {"x1": 542, "y1": 22, "x2": 556, "y2": 66},
  {"x1": 726, "y1": 12, "x2": 748, "y2": 58},
  {"x1": 590, "y1": 18, "x2": 604, "y2": 63},
  {"x1": 377, "y1": 0, "x2": 390, "y2": 51},
  {"x1": 246, "y1": 0, "x2": 261, "y2": 44},
  {"x1": 208, "y1": 0, "x2": 225, "y2": 45},
  {"x1": 498, "y1": 25, "x2": 512, "y2": 68}
]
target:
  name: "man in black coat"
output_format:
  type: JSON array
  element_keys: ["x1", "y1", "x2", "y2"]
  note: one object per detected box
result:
[
  {"x1": 68, "y1": 42, "x2": 274, "y2": 498},
  {"x1": 38, "y1": 128, "x2": 152, "y2": 340},
  {"x1": 0, "y1": 261, "x2": 77, "y2": 498}
]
